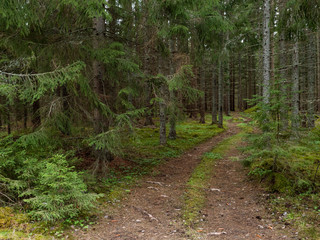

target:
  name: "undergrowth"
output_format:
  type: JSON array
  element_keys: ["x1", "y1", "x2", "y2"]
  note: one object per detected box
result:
[
  {"x1": 243, "y1": 103, "x2": 320, "y2": 239},
  {"x1": 0, "y1": 115, "x2": 227, "y2": 239}
]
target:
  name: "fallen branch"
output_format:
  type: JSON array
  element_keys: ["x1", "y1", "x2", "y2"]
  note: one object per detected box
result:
[
  {"x1": 146, "y1": 181, "x2": 164, "y2": 186},
  {"x1": 134, "y1": 206, "x2": 159, "y2": 222}
]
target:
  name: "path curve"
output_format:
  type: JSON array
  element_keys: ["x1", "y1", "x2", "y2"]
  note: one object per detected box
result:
[{"x1": 74, "y1": 122, "x2": 240, "y2": 240}]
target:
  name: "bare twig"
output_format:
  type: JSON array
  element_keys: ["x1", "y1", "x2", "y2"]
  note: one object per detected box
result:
[{"x1": 146, "y1": 181, "x2": 164, "y2": 186}]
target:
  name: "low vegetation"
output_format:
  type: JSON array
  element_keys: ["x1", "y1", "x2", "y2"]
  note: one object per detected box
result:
[
  {"x1": 0, "y1": 116, "x2": 225, "y2": 239},
  {"x1": 243, "y1": 110, "x2": 320, "y2": 239}
]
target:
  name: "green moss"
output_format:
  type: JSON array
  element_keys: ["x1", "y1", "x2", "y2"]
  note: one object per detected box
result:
[
  {"x1": 126, "y1": 118, "x2": 225, "y2": 164},
  {"x1": 0, "y1": 207, "x2": 50, "y2": 240},
  {"x1": 273, "y1": 173, "x2": 292, "y2": 193},
  {"x1": 0, "y1": 207, "x2": 28, "y2": 228},
  {"x1": 244, "y1": 105, "x2": 259, "y2": 114}
]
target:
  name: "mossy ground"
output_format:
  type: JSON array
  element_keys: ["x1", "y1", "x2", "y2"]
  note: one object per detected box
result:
[
  {"x1": 243, "y1": 112, "x2": 320, "y2": 239},
  {"x1": 0, "y1": 207, "x2": 52, "y2": 240}
]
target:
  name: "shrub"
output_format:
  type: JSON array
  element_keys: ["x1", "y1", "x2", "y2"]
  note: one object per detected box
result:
[
  {"x1": 0, "y1": 135, "x2": 100, "y2": 222},
  {"x1": 22, "y1": 154, "x2": 100, "y2": 221}
]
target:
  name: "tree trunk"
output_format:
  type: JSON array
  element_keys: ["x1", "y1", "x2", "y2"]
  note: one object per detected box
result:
[
  {"x1": 238, "y1": 53, "x2": 243, "y2": 111},
  {"x1": 212, "y1": 65, "x2": 218, "y2": 124},
  {"x1": 292, "y1": 39, "x2": 300, "y2": 134},
  {"x1": 218, "y1": 59, "x2": 224, "y2": 128},
  {"x1": 168, "y1": 39, "x2": 177, "y2": 140},
  {"x1": 23, "y1": 105, "x2": 28, "y2": 129},
  {"x1": 279, "y1": 32, "x2": 289, "y2": 131},
  {"x1": 225, "y1": 54, "x2": 230, "y2": 115},
  {"x1": 159, "y1": 46, "x2": 167, "y2": 145},
  {"x1": 307, "y1": 34, "x2": 316, "y2": 128},
  {"x1": 92, "y1": 16, "x2": 113, "y2": 173},
  {"x1": 199, "y1": 66, "x2": 206, "y2": 123},
  {"x1": 159, "y1": 84, "x2": 167, "y2": 145},
  {"x1": 7, "y1": 106, "x2": 11, "y2": 135},
  {"x1": 317, "y1": 29, "x2": 320, "y2": 113},
  {"x1": 262, "y1": 0, "x2": 271, "y2": 105},
  {"x1": 32, "y1": 100, "x2": 41, "y2": 130}
]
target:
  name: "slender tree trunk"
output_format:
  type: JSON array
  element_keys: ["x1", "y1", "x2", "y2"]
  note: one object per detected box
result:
[
  {"x1": 212, "y1": 65, "x2": 218, "y2": 124},
  {"x1": 238, "y1": 53, "x2": 242, "y2": 111},
  {"x1": 307, "y1": 34, "x2": 316, "y2": 128},
  {"x1": 142, "y1": 0, "x2": 155, "y2": 126},
  {"x1": 199, "y1": 65, "x2": 206, "y2": 123},
  {"x1": 262, "y1": 0, "x2": 271, "y2": 105},
  {"x1": 7, "y1": 106, "x2": 11, "y2": 135},
  {"x1": 218, "y1": 59, "x2": 224, "y2": 128},
  {"x1": 279, "y1": 32, "x2": 289, "y2": 131},
  {"x1": 32, "y1": 100, "x2": 41, "y2": 130},
  {"x1": 225, "y1": 54, "x2": 230, "y2": 115},
  {"x1": 159, "y1": 48, "x2": 167, "y2": 145},
  {"x1": 92, "y1": 16, "x2": 113, "y2": 173},
  {"x1": 317, "y1": 29, "x2": 320, "y2": 112},
  {"x1": 292, "y1": 39, "x2": 300, "y2": 134},
  {"x1": 23, "y1": 105, "x2": 28, "y2": 129},
  {"x1": 168, "y1": 39, "x2": 177, "y2": 140},
  {"x1": 159, "y1": 83, "x2": 167, "y2": 145}
]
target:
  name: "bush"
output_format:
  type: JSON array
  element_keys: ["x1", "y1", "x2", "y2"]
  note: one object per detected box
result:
[
  {"x1": 0, "y1": 135, "x2": 100, "y2": 222},
  {"x1": 22, "y1": 154, "x2": 100, "y2": 221}
]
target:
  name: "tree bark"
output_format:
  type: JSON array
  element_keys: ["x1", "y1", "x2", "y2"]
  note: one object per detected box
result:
[
  {"x1": 307, "y1": 34, "x2": 316, "y2": 128},
  {"x1": 7, "y1": 106, "x2": 11, "y2": 135},
  {"x1": 279, "y1": 32, "x2": 289, "y2": 131},
  {"x1": 262, "y1": 0, "x2": 271, "y2": 105},
  {"x1": 212, "y1": 65, "x2": 218, "y2": 124},
  {"x1": 92, "y1": 16, "x2": 114, "y2": 171},
  {"x1": 159, "y1": 84, "x2": 167, "y2": 145},
  {"x1": 32, "y1": 100, "x2": 41, "y2": 130},
  {"x1": 168, "y1": 39, "x2": 177, "y2": 140},
  {"x1": 199, "y1": 65, "x2": 206, "y2": 123},
  {"x1": 317, "y1": 29, "x2": 320, "y2": 112},
  {"x1": 218, "y1": 59, "x2": 224, "y2": 128},
  {"x1": 292, "y1": 39, "x2": 300, "y2": 134},
  {"x1": 238, "y1": 53, "x2": 243, "y2": 111}
]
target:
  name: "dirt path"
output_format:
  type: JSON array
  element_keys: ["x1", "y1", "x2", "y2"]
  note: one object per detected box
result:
[
  {"x1": 73, "y1": 120, "x2": 297, "y2": 240},
  {"x1": 194, "y1": 133, "x2": 299, "y2": 240}
]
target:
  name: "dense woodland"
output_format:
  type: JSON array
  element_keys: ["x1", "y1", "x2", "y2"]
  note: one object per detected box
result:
[{"x1": 1, "y1": 0, "x2": 320, "y2": 237}]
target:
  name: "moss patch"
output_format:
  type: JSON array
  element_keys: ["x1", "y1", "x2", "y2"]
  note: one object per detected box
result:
[{"x1": 0, "y1": 207, "x2": 51, "y2": 240}]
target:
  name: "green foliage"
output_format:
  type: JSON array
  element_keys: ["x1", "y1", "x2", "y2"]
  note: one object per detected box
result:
[
  {"x1": 0, "y1": 136, "x2": 99, "y2": 222},
  {"x1": 0, "y1": 61, "x2": 85, "y2": 105},
  {"x1": 22, "y1": 154, "x2": 100, "y2": 222},
  {"x1": 245, "y1": 104, "x2": 320, "y2": 194}
]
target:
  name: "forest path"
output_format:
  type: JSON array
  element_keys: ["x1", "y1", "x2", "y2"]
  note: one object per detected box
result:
[
  {"x1": 188, "y1": 125, "x2": 298, "y2": 240},
  {"x1": 73, "y1": 116, "x2": 297, "y2": 240}
]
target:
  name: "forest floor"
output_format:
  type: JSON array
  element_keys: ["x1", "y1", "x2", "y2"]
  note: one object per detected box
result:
[{"x1": 73, "y1": 116, "x2": 300, "y2": 240}]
